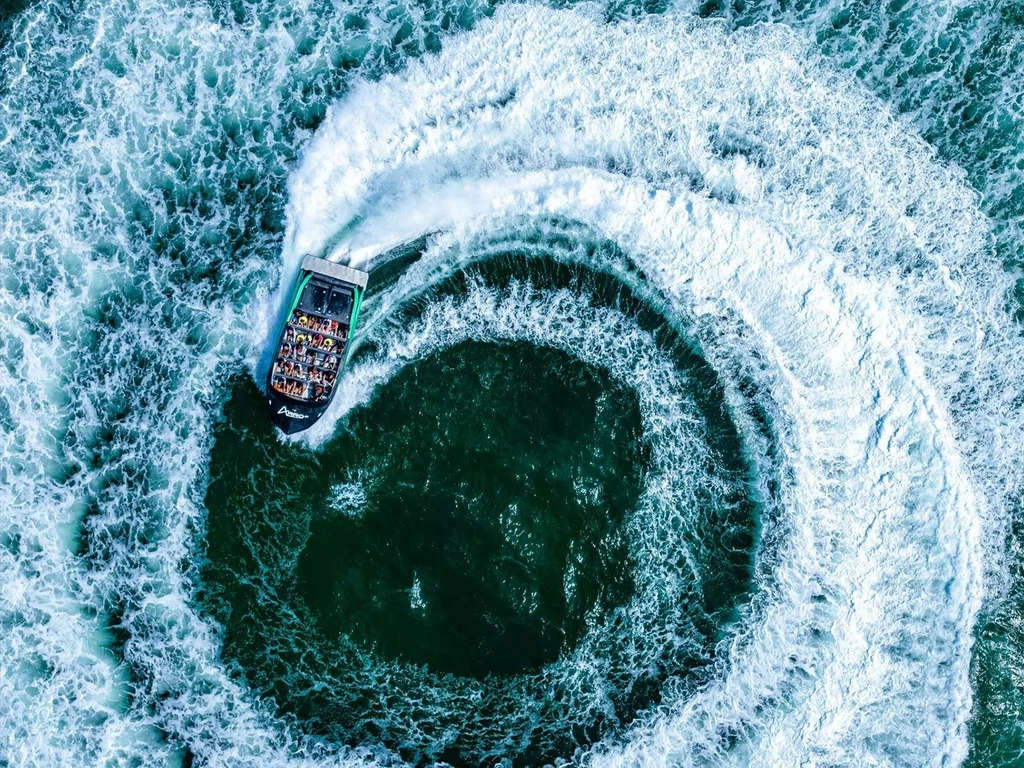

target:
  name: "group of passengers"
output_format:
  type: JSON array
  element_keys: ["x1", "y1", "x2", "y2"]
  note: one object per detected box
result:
[
  {"x1": 307, "y1": 367, "x2": 336, "y2": 387},
  {"x1": 271, "y1": 370, "x2": 334, "y2": 403},
  {"x1": 283, "y1": 325, "x2": 345, "y2": 353},
  {"x1": 280, "y1": 343, "x2": 338, "y2": 371},
  {"x1": 273, "y1": 357, "x2": 338, "y2": 387},
  {"x1": 275, "y1": 359, "x2": 307, "y2": 381},
  {"x1": 272, "y1": 309, "x2": 349, "y2": 403},
  {"x1": 290, "y1": 310, "x2": 346, "y2": 338},
  {"x1": 271, "y1": 376, "x2": 307, "y2": 399}
]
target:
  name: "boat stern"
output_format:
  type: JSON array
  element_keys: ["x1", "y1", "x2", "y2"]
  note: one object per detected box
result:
[{"x1": 266, "y1": 391, "x2": 324, "y2": 434}]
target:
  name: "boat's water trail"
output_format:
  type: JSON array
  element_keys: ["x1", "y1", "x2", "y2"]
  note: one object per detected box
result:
[
  {"x1": 0, "y1": 0, "x2": 1022, "y2": 766},
  {"x1": 286, "y1": 7, "x2": 1024, "y2": 766}
]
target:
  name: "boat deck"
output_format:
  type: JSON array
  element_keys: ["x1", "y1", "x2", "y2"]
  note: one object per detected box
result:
[{"x1": 270, "y1": 310, "x2": 349, "y2": 402}]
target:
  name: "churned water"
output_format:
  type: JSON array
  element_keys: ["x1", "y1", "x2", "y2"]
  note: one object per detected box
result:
[{"x1": 0, "y1": 1, "x2": 1022, "y2": 767}]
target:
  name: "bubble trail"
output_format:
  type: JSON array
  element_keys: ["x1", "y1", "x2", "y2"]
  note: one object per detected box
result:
[
  {"x1": 288, "y1": 6, "x2": 1024, "y2": 766},
  {"x1": 0, "y1": 0, "x2": 1021, "y2": 767}
]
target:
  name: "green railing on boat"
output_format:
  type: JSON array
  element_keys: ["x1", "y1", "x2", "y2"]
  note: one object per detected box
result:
[
  {"x1": 287, "y1": 272, "x2": 313, "y2": 318},
  {"x1": 342, "y1": 286, "x2": 364, "y2": 371}
]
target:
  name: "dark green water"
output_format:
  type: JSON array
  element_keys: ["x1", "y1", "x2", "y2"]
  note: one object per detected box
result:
[
  {"x1": 201, "y1": 341, "x2": 651, "y2": 763},
  {"x1": 198, "y1": 241, "x2": 766, "y2": 765},
  {"x1": 296, "y1": 342, "x2": 642, "y2": 678}
]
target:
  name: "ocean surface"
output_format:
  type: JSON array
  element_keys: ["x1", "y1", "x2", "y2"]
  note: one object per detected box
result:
[{"x1": 0, "y1": 1, "x2": 1022, "y2": 766}]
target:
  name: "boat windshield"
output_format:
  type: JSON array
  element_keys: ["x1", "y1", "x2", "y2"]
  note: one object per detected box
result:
[
  {"x1": 299, "y1": 282, "x2": 330, "y2": 314},
  {"x1": 326, "y1": 288, "x2": 352, "y2": 318},
  {"x1": 298, "y1": 281, "x2": 352, "y2": 321}
]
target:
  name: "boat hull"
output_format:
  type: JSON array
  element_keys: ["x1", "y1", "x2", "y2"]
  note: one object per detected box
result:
[{"x1": 266, "y1": 388, "x2": 330, "y2": 434}]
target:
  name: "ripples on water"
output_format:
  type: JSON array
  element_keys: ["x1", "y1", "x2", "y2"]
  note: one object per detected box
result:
[{"x1": 0, "y1": 0, "x2": 1022, "y2": 767}]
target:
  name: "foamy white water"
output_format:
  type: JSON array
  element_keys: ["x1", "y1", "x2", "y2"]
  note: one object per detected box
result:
[
  {"x1": 0, "y1": 0, "x2": 1022, "y2": 766},
  {"x1": 282, "y1": 6, "x2": 1024, "y2": 765}
]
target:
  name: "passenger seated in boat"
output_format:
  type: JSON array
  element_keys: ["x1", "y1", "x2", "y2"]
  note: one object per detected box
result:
[{"x1": 272, "y1": 369, "x2": 310, "y2": 399}]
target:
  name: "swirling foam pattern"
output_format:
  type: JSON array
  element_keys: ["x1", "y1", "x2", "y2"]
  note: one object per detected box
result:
[
  {"x1": 1, "y1": 0, "x2": 1023, "y2": 767},
  {"x1": 285, "y1": 9, "x2": 1024, "y2": 766}
]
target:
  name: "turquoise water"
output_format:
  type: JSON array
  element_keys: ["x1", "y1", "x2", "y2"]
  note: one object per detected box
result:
[{"x1": 0, "y1": 0, "x2": 1022, "y2": 767}]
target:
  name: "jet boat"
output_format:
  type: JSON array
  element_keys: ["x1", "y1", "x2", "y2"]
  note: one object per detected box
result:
[{"x1": 265, "y1": 255, "x2": 368, "y2": 434}]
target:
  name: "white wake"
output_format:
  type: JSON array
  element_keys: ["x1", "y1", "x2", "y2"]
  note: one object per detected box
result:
[{"x1": 277, "y1": 5, "x2": 1024, "y2": 765}]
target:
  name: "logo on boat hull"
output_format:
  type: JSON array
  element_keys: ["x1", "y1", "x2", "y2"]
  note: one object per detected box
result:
[{"x1": 277, "y1": 406, "x2": 309, "y2": 419}]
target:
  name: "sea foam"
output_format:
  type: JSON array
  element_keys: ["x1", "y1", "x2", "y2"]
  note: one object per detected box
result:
[
  {"x1": 281, "y1": 6, "x2": 1024, "y2": 765},
  {"x1": 0, "y1": 0, "x2": 1021, "y2": 766}
]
